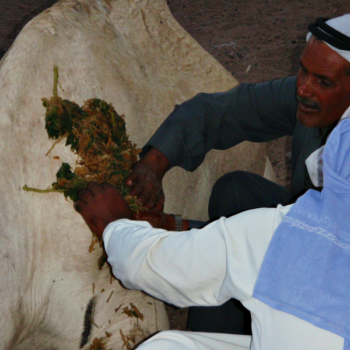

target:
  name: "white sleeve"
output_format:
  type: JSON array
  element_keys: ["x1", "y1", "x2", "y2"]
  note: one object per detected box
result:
[{"x1": 103, "y1": 205, "x2": 290, "y2": 308}]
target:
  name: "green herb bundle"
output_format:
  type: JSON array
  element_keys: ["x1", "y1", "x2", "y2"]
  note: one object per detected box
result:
[
  {"x1": 24, "y1": 67, "x2": 144, "y2": 268},
  {"x1": 24, "y1": 66, "x2": 143, "y2": 212}
]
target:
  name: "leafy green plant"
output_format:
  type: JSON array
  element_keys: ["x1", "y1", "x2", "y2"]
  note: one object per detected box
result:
[
  {"x1": 24, "y1": 66, "x2": 145, "y2": 268},
  {"x1": 24, "y1": 66, "x2": 143, "y2": 211}
]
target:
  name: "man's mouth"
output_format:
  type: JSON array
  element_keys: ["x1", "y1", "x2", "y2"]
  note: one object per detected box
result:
[{"x1": 297, "y1": 95, "x2": 320, "y2": 113}]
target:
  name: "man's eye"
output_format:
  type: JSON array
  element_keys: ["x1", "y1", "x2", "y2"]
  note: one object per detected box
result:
[{"x1": 320, "y1": 80, "x2": 332, "y2": 87}]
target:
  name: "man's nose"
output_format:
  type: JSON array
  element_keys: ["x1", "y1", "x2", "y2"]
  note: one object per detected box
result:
[{"x1": 297, "y1": 76, "x2": 314, "y2": 98}]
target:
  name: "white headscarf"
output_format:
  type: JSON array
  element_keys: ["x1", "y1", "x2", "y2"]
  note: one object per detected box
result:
[{"x1": 306, "y1": 14, "x2": 350, "y2": 63}]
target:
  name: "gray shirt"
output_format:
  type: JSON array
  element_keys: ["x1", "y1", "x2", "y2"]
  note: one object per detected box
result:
[{"x1": 143, "y1": 76, "x2": 332, "y2": 196}]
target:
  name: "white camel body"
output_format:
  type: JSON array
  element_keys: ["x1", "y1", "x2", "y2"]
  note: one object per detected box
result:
[{"x1": 0, "y1": 0, "x2": 268, "y2": 349}]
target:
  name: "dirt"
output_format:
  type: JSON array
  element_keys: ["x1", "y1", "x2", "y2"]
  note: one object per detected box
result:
[
  {"x1": 1, "y1": 0, "x2": 349, "y2": 331},
  {"x1": 167, "y1": 0, "x2": 349, "y2": 190}
]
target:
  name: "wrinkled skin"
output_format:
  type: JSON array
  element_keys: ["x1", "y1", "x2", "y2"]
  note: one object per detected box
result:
[
  {"x1": 134, "y1": 209, "x2": 170, "y2": 229},
  {"x1": 74, "y1": 182, "x2": 189, "y2": 237},
  {"x1": 296, "y1": 36, "x2": 350, "y2": 128},
  {"x1": 74, "y1": 182, "x2": 133, "y2": 238},
  {"x1": 125, "y1": 148, "x2": 169, "y2": 211},
  {"x1": 135, "y1": 210, "x2": 189, "y2": 231}
]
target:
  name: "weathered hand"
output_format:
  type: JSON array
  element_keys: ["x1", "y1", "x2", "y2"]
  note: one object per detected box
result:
[
  {"x1": 74, "y1": 182, "x2": 132, "y2": 238},
  {"x1": 125, "y1": 148, "x2": 169, "y2": 211},
  {"x1": 135, "y1": 210, "x2": 189, "y2": 231},
  {"x1": 134, "y1": 210, "x2": 172, "y2": 230}
]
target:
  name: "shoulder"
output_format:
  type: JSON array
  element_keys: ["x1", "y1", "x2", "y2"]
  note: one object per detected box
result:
[
  {"x1": 251, "y1": 76, "x2": 297, "y2": 104},
  {"x1": 236, "y1": 76, "x2": 298, "y2": 121}
]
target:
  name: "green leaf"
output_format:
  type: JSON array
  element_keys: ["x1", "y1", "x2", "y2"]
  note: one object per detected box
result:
[{"x1": 56, "y1": 163, "x2": 74, "y2": 181}]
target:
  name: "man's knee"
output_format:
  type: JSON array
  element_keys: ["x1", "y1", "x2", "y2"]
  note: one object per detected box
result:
[
  {"x1": 211, "y1": 171, "x2": 250, "y2": 195},
  {"x1": 209, "y1": 171, "x2": 254, "y2": 219},
  {"x1": 211, "y1": 170, "x2": 251, "y2": 197},
  {"x1": 209, "y1": 171, "x2": 291, "y2": 219}
]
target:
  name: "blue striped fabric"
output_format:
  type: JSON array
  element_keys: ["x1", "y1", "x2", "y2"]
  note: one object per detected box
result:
[{"x1": 253, "y1": 115, "x2": 350, "y2": 349}]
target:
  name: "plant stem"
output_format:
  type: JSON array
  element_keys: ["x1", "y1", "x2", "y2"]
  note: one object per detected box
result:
[
  {"x1": 22, "y1": 185, "x2": 65, "y2": 193},
  {"x1": 53, "y1": 66, "x2": 59, "y2": 98}
]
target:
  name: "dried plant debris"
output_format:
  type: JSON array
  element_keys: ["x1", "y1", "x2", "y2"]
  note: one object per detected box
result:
[
  {"x1": 89, "y1": 336, "x2": 111, "y2": 350},
  {"x1": 115, "y1": 304, "x2": 123, "y2": 313},
  {"x1": 24, "y1": 66, "x2": 144, "y2": 212},
  {"x1": 122, "y1": 303, "x2": 144, "y2": 321},
  {"x1": 106, "y1": 291, "x2": 114, "y2": 303},
  {"x1": 23, "y1": 66, "x2": 145, "y2": 268},
  {"x1": 119, "y1": 330, "x2": 132, "y2": 350},
  {"x1": 120, "y1": 325, "x2": 146, "y2": 349}
]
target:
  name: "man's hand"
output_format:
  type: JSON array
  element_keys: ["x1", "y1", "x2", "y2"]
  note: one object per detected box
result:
[
  {"x1": 135, "y1": 210, "x2": 189, "y2": 231},
  {"x1": 74, "y1": 182, "x2": 133, "y2": 238},
  {"x1": 125, "y1": 148, "x2": 170, "y2": 211}
]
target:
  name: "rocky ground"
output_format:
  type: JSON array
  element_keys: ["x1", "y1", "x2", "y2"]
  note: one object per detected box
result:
[{"x1": 1, "y1": 0, "x2": 349, "y2": 331}]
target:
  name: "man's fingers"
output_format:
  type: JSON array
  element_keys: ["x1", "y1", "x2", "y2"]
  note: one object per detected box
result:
[
  {"x1": 130, "y1": 181, "x2": 145, "y2": 198},
  {"x1": 73, "y1": 200, "x2": 86, "y2": 213},
  {"x1": 86, "y1": 181, "x2": 104, "y2": 194},
  {"x1": 138, "y1": 182, "x2": 154, "y2": 207},
  {"x1": 101, "y1": 183, "x2": 125, "y2": 200},
  {"x1": 145, "y1": 189, "x2": 160, "y2": 209},
  {"x1": 78, "y1": 189, "x2": 93, "y2": 203},
  {"x1": 101, "y1": 183, "x2": 114, "y2": 190},
  {"x1": 125, "y1": 172, "x2": 138, "y2": 187}
]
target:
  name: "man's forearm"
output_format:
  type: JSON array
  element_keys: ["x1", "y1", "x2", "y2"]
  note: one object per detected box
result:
[
  {"x1": 142, "y1": 77, "x2": 297, "y2": 172},
  {"x1": 103, "y1": 206, "x2": 282, "y2": 308},
  {"x1": 103, "y1": 219, "x2": 229, "y2": 307},
  {"x1": 134, "y1": 210, "x2": 190, "y2": 231}
]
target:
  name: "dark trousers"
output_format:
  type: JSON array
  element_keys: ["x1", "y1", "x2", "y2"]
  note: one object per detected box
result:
[{"x1": 187, "y1": 171, "x2": 292, "y2": 334}]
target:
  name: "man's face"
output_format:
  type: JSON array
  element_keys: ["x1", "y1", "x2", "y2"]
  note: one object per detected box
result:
[{"x1": 296, "y1": 36, "x2": 350, "y2": 128}]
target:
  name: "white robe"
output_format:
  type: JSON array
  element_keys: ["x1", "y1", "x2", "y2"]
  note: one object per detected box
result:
[{"x1": 103, "y1": 205, "x2": 344, "y2": 350}]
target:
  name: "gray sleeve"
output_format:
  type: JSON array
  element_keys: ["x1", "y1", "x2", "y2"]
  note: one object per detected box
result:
[{"x1": 142, "y1": 76, "x2": 298, "y2": 171}]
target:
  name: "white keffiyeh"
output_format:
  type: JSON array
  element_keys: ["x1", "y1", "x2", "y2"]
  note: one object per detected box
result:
[{"x1": 306, "y1": 14, "x2": 350, "y2": 63}]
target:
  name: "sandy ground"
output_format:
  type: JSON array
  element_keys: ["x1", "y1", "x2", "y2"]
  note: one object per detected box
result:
[
  {"x1": 167, "y1": 0, "x2": 349, "y2": 191},
  {"x1": 1, "y1": 0, "x2": 349, "y2": 331}
]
